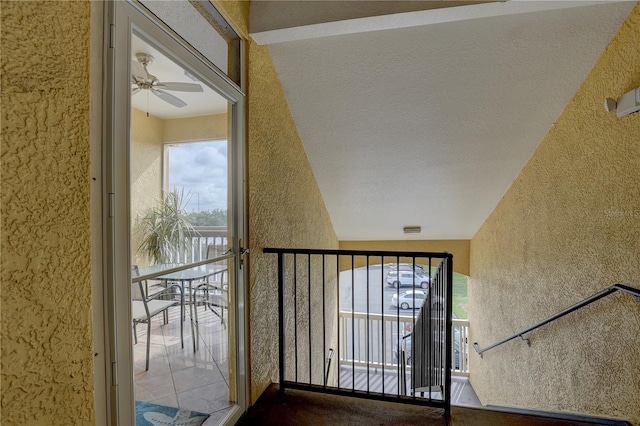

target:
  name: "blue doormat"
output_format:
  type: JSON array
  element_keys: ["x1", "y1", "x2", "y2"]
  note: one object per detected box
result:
[{"x1": 135, "y1": 400, "x2": 209, "y2": 426}]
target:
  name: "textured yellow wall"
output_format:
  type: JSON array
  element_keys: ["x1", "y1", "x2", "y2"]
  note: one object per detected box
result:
[
  {"x1": 163, "y1": 112, "x2": 228, "y2": 143},
  {"x1": 339, "y1": 240, "x2": 470, "y2": 276},
  {"x1": 469, "y1": 4, "x2": 640, "y2": 423},
  {"x1": 212, "y1": 0, "x2": 250, "y2": 40},
  {"x1": 131, "y1": 107, "x2": 164, "y2": 230},
  {"x1": 1, "y1": 1, "x2": 95, "y2": 424},
  {"x1": 245, "y1": 40, "x2": 340, "y2": 403},
  {"x1": 216, "y1": 0, "x2": 340, "y2": 403},
  {"x1": 131, "y1": 108, "x2": 164, "y2": 267}
]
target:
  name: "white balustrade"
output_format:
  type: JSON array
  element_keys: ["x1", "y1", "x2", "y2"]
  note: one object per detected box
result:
[
  {"x1": 170, "y1": 226, "x2": 228, "y2": 263},
  {"x1": 338, "y1": 311, "x2": 469, "y2": 376}
]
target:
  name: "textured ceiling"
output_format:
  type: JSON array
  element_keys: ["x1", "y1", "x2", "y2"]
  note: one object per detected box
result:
[
  {"x1": 250, "y1": 0, "x2": 495, "y2": 32},
  {"x1": 250, "y1": 1, "x2": 635, "y2": 240}
]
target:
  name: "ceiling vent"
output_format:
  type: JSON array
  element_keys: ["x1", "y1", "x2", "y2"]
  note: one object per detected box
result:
[{"x1": 403, "y1": 226, "x2": 422, "y2": 234}]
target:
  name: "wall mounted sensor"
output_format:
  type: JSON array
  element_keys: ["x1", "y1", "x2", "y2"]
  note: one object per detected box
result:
[{"x1": 604, "y1": 87, "x2": 640, "y2": 118}]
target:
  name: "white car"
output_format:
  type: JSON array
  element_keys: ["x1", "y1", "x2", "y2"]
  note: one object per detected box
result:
[
  {"x1": 391, "y1": 290, "x2": 444, "y2": 310},
  {"x1": 386, "y1": 271, "x2": 431, "y2": 289},
  {"x1": 387, "y1": 263, "x2": 426, "y2": 273}
]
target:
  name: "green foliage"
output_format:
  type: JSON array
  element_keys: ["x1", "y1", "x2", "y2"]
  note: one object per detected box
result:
[
  {"x1": 136, "y1": 189, "x2": 196, "y2": 264},
  {"x1": 185, "y1": 209, "x2": 227, "y2": 226},
  {"x1": 452, "y1": 272, "x2": 468, "y2": 319}
]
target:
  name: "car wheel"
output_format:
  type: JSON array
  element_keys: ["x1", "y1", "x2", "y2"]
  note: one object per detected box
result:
[
  {"x1": 393, "y1": 281, "x2": 400, "y2": 288},
  {"x1": 400, "y1": 302, "x2": 409, "y2": 310},
  {"x1": 420, "y1": 281, "x2": 428, "y2": 289}
]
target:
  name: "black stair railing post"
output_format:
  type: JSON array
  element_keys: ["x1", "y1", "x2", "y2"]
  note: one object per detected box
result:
[
  {"x1": 444, "y1": 253, "x2": 453, "y2": 417},
  {"x1": 380, "y1": 255, "x2": 385, "y2": 394},
  {"x1": 308, "y1": 253, "x2": 312, "y2": 386},
  {"x1": 278, "y1": 252, "x2": 285, "y2": 392},
  {"x1": 428, "y1": 258, "x2": 433, "y2": 403},
  {"x1": 293, "y1": 254, "x2": 298, "y2": 383},
  {"x1": 322, "y1": 254, "x2": 327, "y2": 388}
]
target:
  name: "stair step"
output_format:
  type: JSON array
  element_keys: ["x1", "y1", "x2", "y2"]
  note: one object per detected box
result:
[
  {"x1": 236, "y1": 384, "x2": 630, "y2": 425},
  {"x1": 485, "y1": 405, "x2": 631, "y2": 426}
]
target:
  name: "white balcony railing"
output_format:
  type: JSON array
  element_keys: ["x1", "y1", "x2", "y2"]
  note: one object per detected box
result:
[
  {"x1": 452, "y1": 318, "x2": 470, "y2": 376},
  {"x1": 339, "y1": 311, "x2": 413, "y2": 371},
  {"x1": 339, "y1": 311, "x2": 469, "y2": 376},
  {"x1": 169, "y1": 226, "x2": 228, "y2": 263}
]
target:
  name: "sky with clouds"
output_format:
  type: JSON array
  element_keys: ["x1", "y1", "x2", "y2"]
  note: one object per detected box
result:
[{"x1": 167, "y1": 140, "x2": 228, "y2": 212}]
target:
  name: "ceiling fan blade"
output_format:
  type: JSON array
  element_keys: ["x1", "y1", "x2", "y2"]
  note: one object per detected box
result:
[
  {"x1": 131, "y1": 87, "x2": 141, "y2": 95},
  {"x1": 155, "y1": 82, "x2": 203, "y2": 92},
  {"x1": 151, "y1": 88, "x2": 187, "y2": 108},
  {"x1": 131, "y1": 60, "x2": 148, "y2": 80}
]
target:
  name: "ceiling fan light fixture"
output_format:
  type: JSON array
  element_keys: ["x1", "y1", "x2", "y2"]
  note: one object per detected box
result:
[
  {"x1": 136, "y1": 52, "x2": 155, "y2": 66},
  {"x1": 131, "y1": 51, "x2": 203, "y2": 109},
  {"x1": 403, "y1": 226, "x2": 422, "y2": 234}
]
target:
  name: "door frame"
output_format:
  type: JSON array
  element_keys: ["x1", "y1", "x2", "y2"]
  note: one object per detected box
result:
[{"x1": 101, "y1": 1, "x2": 248, "y2": 424}]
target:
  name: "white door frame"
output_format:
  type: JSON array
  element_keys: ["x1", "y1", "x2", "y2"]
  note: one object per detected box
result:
[{"x1": 101, "y1": 2, "x2": 248, "y2": 424}]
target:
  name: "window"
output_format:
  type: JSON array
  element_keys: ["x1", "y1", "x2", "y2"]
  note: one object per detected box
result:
[
  {"x1": 139, "y1": 0, "x2": 242, "y2": 87},
  {"x1": 164, "y1": 140, "x2": 228, "y2": 224}
]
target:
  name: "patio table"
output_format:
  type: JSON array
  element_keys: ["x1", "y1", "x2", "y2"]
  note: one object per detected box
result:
[{"x1": 138, "y1": 263, "x2": 228, "y2": 352}]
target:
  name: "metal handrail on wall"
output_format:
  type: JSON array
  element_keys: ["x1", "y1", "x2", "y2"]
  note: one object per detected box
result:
[
  {"x1": 473, "y1": 284, "x2": 640, "y2": 356},
  {"x1": 263, "y1": 247, "x2": 454, "y2": 416}
]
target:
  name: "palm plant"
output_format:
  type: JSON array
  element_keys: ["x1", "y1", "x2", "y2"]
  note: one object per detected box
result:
[{"x1": 136, "y1": 189, "x2": 197, "y2": 264}]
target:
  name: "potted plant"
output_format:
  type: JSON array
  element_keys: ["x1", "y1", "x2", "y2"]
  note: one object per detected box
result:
[{"x1": 136, "y1": 189, "x2": 197, "y2": 264}]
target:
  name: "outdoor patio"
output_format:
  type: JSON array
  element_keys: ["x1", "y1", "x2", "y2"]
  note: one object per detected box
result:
[{"x1": 132, "y1": 304, "x2": 232, "y2": 425}]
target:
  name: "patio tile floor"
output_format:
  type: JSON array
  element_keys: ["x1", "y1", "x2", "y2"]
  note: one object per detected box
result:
[{"x1": 133, "y1": 304, "x2": 232, "y2": 425}]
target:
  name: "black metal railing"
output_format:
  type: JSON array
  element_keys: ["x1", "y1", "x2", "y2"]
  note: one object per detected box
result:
[
  {"x1": 473, "y1": 284, "x2": 640, "y2": 356},
  {"x1": 263, "y1": 248, "x2": 453, "y2": 416}
]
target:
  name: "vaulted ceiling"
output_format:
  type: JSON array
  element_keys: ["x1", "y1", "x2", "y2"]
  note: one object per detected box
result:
[{"x1": 249, "y1": 1, "x2": 635, "y2": 241}]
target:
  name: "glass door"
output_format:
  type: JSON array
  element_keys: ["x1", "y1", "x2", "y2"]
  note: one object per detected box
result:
[{"x1": 106, "y1": 2, "x2": 247, "y2": 424}]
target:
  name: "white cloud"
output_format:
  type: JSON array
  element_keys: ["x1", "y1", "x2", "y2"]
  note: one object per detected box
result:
[{"x1": 167, "y1": 140, "x2": 228, "y2": 211}]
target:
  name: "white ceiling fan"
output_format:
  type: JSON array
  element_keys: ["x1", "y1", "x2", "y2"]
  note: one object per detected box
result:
[{"x1": 131, "y1": 52, "x2": 203, "y2": 108}]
